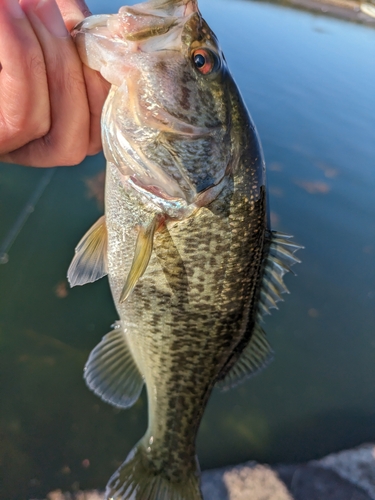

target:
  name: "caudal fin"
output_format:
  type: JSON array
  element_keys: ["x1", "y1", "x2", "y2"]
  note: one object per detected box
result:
[{"x1": 106, "y1": 444, "x2": 203, "y2": 500}]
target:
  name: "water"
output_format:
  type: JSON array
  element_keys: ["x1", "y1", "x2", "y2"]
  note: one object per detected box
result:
[{"x1": 0, "y1": 1, "x2": 374, "y2": 498}]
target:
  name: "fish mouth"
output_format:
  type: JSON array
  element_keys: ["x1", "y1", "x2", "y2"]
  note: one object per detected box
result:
[
  {"x1": 72, "y1": 14, "x2": 113, "y2": 37},
  {"x1": 72, "y1": 0, "x2": 199, "y2": 52},
  {"x1": 71, "y1": 3, "x2": 200, "y2": 90},
  {"x1": 72, "y1": 1, "x2": 227, "y2": 215},
  {"x1": 116, "y1": 0, "x2": 199, "y2": 41}
]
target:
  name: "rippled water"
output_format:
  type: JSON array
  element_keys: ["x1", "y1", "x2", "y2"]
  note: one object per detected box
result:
[{"x1": 0, "y1": 1, "x2": 374, "y2": 498}]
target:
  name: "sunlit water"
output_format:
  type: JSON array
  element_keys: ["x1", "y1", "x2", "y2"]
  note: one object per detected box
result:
[{"x1": 0, "y1": 1, "x2": 374, "y2": 498}]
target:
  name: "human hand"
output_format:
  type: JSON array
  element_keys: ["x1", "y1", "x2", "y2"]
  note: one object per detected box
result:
[{"x1": 0, "y1": 0, "x2": 110, "y2": 167}]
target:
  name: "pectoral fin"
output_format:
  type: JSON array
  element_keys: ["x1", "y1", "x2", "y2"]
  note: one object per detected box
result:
[
  {"x1": 120, "y1": 216, "x2": 160, "y2": 303},
  {"x1": 67, "y1": 215, "x2": 108, "y2": 287},
  {"x1": 216, "y1": 324, "x2": 274, "y2": 391}
]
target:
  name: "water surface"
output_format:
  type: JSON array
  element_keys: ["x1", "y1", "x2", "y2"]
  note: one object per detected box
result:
[{"x1": 0, "y1": 1, "x2": 374, "y2": 498}]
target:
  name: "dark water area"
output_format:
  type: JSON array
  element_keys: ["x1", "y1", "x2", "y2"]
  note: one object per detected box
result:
[{"x1": 0, "y1": 0, "x2": 374, "y2": 498}]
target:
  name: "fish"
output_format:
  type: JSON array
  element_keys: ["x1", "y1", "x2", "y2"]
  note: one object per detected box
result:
[{"x1": 68, "y1": 1, "x2": 302, "y2": 499}]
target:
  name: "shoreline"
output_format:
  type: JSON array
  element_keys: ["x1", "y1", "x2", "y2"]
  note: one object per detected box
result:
[{"x1": 258, "y1": 0, "x2": 375, "y2": 25}]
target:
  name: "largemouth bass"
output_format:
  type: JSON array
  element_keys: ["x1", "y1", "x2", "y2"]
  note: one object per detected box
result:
[{"x1": 68, "y1": 1, "x2": 301, "y2": 498}]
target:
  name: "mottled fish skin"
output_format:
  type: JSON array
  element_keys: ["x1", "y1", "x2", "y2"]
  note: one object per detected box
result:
[
  {"x1": 105, "y1": 78, "x2": 266, "y2": 481},
  {"x1": 69, "y1": 0, "x2": 294, "y2": 498}
]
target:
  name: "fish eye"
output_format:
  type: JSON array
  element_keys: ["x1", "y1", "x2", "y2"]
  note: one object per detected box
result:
[{"x1": 192, "y1": 48, "x2": 219, "y2": 76}]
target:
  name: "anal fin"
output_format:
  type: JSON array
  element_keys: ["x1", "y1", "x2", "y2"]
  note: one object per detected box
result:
[
  {"x1": 68, "y1": 215, "x2": 108, "y2": 287},
  {"x1": 84, "y1": 322, "x2": 144, "y2": 409},
  {"x1": 120, "y1": 215, "x2": 160, "y2": 303},
  {"x1": 216, "y1": 324, "x2": 274, "y2": 391}
]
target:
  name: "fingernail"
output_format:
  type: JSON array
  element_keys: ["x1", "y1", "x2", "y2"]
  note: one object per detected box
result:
[
  {"x1": 34, "y1": 0, "x2": 69, "y2": 37},
  {"x1": 4, "y1": 0, "x2": 25, "y2": 18}
]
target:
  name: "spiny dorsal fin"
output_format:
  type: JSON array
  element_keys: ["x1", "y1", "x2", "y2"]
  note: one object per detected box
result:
[
  {"x1": 256, "y1": 230, "x2": 303, "y2": 320},
  {"x1": 120, "y1": 215, "x2": 160, "y2": 303},
  {"x1": 216, "y1": 324, "x2": 274, "y2": 391},
  {"x1": 67, "y1": 215, "x2": 108, "y2": 287},
  {"x1": 84, "y1": 322, "x2": 144, "y2": 409}
]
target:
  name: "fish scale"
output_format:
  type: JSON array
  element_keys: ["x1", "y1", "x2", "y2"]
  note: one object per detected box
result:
[
  {"x1": 104, "y1": 139, "x2": 267, "y2": 487},
  {"x1": 68, "y1": 1, "x2": 302, "y2": 498}
]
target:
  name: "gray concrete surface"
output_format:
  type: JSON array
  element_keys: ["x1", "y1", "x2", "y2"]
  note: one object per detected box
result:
[{"x1": 40, "y1": 443, "x2": 375, "y2": 500}]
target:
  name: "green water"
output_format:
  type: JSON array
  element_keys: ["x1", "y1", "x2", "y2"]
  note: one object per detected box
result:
[{"x1": 0, "y1": 0, "x2": 374, "y2": 498}]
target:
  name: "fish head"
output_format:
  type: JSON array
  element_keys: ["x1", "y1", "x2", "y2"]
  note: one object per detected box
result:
[{"x1": 73, "y1": 0, "x2": 236, "y2": 217}]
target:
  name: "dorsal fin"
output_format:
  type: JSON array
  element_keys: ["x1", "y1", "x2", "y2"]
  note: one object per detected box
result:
[
  {"x1": 216, "y1": 324, "x2": 274, "y2": 391},
  {"x1": 120, "y1": 215, "x2": 160, "y2": 303},
  {"x1": 256, "y1": 231, "x2": 303, "y2": 320},
  {"x1": 67, "y1": 215, "x2": 108, "y2": 287},
  {"x1": 84, "y1": 322, "x2": 144, "y2": 409}
]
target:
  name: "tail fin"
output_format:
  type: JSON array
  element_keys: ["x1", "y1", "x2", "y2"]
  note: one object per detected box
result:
[{"x1": 106, "y1": 444, "x2": 203, "y2": 500}]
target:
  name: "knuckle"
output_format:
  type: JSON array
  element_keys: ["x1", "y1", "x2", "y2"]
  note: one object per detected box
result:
[
  {"x1": 49, "y1": 140, "x2": 88, "y2": 166},
  {"x1": 25, "y1": 112, "x2": 50, "y2": 140},
  {"x1": 26, "y1": 53, "x2": 46, "y2": 82},
  {"x1": 0, "y1": 64, "x2": 50, "y2": 146},
  {"x1": 33, "y1": 120, "x2": 50, "y2": 140},
  {"x1": 87, "y1": 141, "x2": 103, "y2": 157},
  {"x1": 15, "y1": 113, "x2": 50, "y2": 143},
  {"x1": 0, "y1": 110, "x2": 50, "y2": 152},
  {"x1": 65, "y1": 68, "x2": 87, "y2": 99},
  {"x1": 61, "y1": 151, "x2": 87, "y2": 166},
  {"x1": 52, "y1": 50, "x2": 86, "y2": 97}
]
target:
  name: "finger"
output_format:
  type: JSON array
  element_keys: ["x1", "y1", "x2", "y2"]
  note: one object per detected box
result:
[
  {"x1": 83, "y1": 65, "x2": 111, "y2": 156},
  {"x1": 0, "y1": 0, "x2": 50, "y2": 154},
  {"x1": 5, "y1": 0, "x2": 90, "y2": 167},
  {"x1": 56, "y1": 0, "x2": 91, "y2": 31},
  {"x1": 56, "y1": 0, "x2": 111, "y2": 155}
]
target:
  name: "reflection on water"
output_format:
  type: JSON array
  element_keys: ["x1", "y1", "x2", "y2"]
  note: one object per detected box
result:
[
  {"x1": 0, "y1": 0, "x2": 374, "y2": 498},
  {"x1": 0, "y1": 169, "x2": 55, "y2": 265}
]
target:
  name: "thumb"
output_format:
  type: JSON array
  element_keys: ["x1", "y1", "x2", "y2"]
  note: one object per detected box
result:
[{"x1": 55, "y1": 0, "x2": 91, "y2": 31}]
